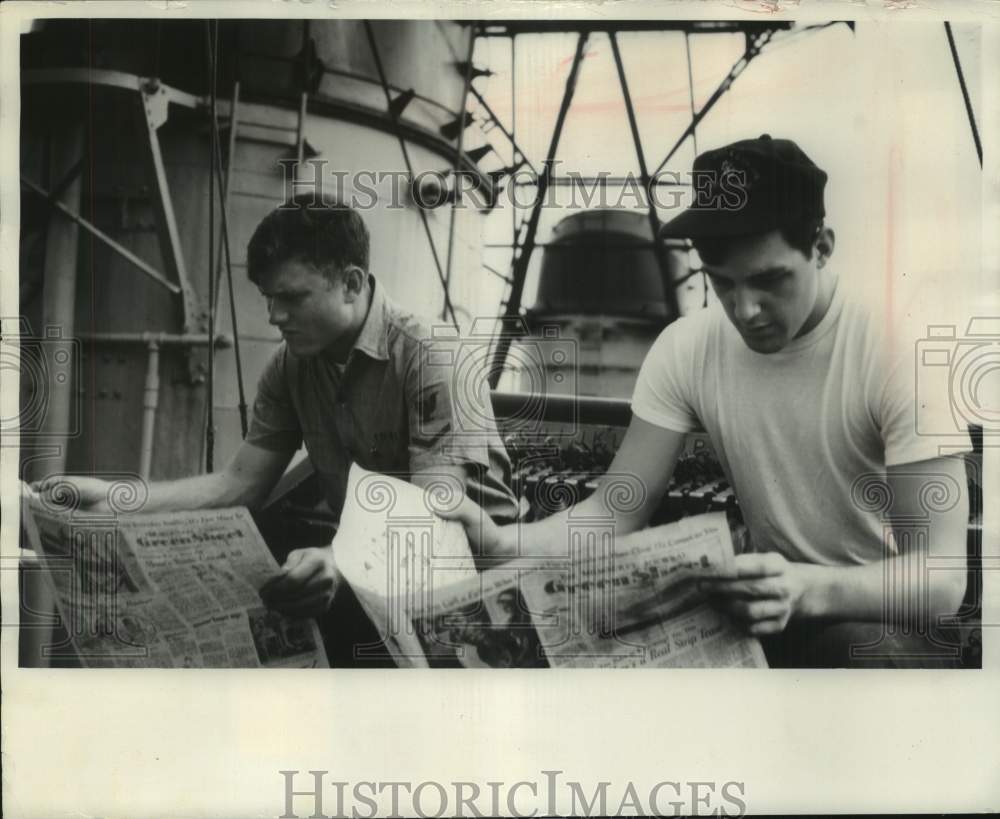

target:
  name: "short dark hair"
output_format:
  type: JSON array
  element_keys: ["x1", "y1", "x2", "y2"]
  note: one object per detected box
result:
[
  {"x1": 247, "y1": 196, "x2": 370, "y2": 284},
  {"x1": 692, "y1": 218, "x2": 823, "y2": 267}
]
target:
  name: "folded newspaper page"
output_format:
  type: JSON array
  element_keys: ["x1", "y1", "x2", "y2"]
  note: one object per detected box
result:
[
  {"x1": 21, "y1": 488, "x2": 328, "y2": 668},
  {"x1": 331, "y1": 468, "x2": 766, "y2": 668},
  {"x1": 332, "y1": 464, "x2": 480, "y2": 667}
]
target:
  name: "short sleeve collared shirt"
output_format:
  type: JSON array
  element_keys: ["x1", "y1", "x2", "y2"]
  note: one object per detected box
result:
[{"x1": 247, "y1": 276, "x2": 521, "y2": 523}]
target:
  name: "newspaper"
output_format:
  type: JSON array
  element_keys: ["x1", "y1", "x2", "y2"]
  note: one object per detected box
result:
[
  {"x1": 21, "y1": 489, "x2": 328, "y2": 668},
  {"x1": 332, "y1": 465, "x2": 480, "y2": 667},
  {"x1": 331, "y1": 467, "x2": 766, "y2": 668},
  {"x1": 531, "y1": 512, "x2": 766, "y2": 668},
  {"x1": 413, "y1": 512, "x2": 767, "y2": 669}
]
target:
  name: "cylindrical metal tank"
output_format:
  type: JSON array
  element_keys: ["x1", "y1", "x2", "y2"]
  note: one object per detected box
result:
[
  {"x1": 532, "y1": 209, "x2": 676, "y2": 320},
  {"x1": 513, "y1": 209, "x2": 690, "y2": 400}
]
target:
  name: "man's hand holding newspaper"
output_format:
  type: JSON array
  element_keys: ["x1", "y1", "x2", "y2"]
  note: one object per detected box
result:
[
  {"x1": 700, "y1": 551, "x2": 805, "y2": 636},
  {"x1": 20, "y1": 482, "x2": 328, "y2": 668},
  {"x1": 259, "y1": 547, "x2": 342, "y2": 619}
]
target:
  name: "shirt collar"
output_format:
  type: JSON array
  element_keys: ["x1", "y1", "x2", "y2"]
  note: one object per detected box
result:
[{"x1": 349, "y1": 274, "x2": 390, "y2": 363}]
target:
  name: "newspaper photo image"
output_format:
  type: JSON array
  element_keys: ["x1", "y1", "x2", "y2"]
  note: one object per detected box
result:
[
  {"x1": 21, "y1": 487, "x2": 328, "y2": 668},
  {"x1": 414, "y1": 571, "x2": 549, "y2": 669}
]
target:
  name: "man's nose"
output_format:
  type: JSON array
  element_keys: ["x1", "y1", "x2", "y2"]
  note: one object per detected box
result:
[
  {"x1": 267, "y1": 299, "x2": 288, "y2": 326},
  {"x1": 732, "y1": 287, "x2": 762, "y2": 324}
]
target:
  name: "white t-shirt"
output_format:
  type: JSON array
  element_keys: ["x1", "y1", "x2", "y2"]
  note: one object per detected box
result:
[{"x1": 631, "y1": 278, "x2": 970, "y2": 566}]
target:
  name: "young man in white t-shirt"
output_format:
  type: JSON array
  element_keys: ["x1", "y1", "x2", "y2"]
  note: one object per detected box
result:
[{"x1": 450, "y1": 135, "x2": 972, "y2": 668}]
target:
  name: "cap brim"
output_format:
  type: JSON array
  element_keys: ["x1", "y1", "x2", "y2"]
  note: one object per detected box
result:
[
  {"x1": 659, "y1": 205, "x2": 780, "y2": 240},
  {"x1": 659, "y1": 208, "x2": 712, "y2": 240}
]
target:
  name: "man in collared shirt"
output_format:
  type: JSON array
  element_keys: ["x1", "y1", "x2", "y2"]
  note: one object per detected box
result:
[
  {"x1": 248, "y1": 259, "x2": 519, "y2": 526},
  {"x1": 37, "y1": 199, "x2": 521, "y2": 640}
]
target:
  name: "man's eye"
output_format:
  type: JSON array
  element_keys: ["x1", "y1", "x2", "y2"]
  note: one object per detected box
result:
[{"x1": 267, "y1": 293, "x2": 306, "y2": 304}]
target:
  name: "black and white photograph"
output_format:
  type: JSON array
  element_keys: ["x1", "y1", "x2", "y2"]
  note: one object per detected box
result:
[
  {"x1": 415, "y1": 586, "x2": 548, "y2": 668},
  {"x1": 1, "y1": 1, "x2": 997, "y2": 816}
]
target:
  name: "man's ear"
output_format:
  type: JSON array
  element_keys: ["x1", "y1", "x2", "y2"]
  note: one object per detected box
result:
[
  {"x1": 341, "y1": 265, "x2": 367, "y2": 298},
  {"x1": 815, "y1": 226, "x2": 835, "y2": 267}
]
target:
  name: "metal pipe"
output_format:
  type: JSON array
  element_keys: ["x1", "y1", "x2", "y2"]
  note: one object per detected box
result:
[
  {"x1": 136, "y1": 82, "x2": 202, "y2": 339},
  {"x1": 295, "y1": 91, "x2": 308, "y2": 169},
  {"x1": 76, "y1": 332, "x2": 230, "y2": 479},
  {"x1": 294, "y1": 21, "x2": 311, "y2": 170},
  {"x1": 74, "y1": 332, "x2": 231, "y2": 347},
  {"x1": 510, "y1": 36, "x2": 518, "y2": 243},
  {"x1": 39, "y1": 126, "x2": 85, "y2": 473},
  {"x1": 21, "y1": 175, "x2": 182, "y2": 295},
  {"x1": 206, "y1": 21, "x2": 218, "y2": 474},
  {"x1": 651, "y1": 29, "x2": 775, "y2": 178},
  {"x1": 944, "y1": 22, "x2": 983, "y2": 167},
  {"x1": 477, "y1": 21, "x2": 790, "y2": 36},
  {"x1": 213, "y1": 80, "x2": 240, "y2": 303},
  {"x1": 24, "y1": 122, "x2": 85, "y2": 669},
  {"x1": 210, "y1": 86, "x2": 250, "y2": 439},
  {"x1": 364, "y1": 21, "x2": 459, "y2": 330},
  {"x1": 487, "y1": 32, "x2": 590, "y2": 389},
  {"x1": 609, "y1": 32, "x2": 680, "y2": 321},
  {"x1": 684, "y1": 32, "x2": 699, "y2": 158},
  {"x1": 444, "y1": 28, "x2": 477, "y2": 312},
  {"x1": 139, "y1": 339, "x2": 160, "y2": 479},
  {"x1": 510, "y1": 176, "x2": 689, "y2": 187},
  {"x1": 485, "y1": 240, "x2": 667, "y2": 249}
]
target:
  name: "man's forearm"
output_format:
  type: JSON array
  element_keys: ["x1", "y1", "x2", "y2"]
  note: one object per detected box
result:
[
  {"x1": 793, "y1": 458, "x2": 969, "y2": 625},
  {"x1": 34, "y1": 443, "x2": 289, "y2": 518},
  {"x1": 498, "y1": 507, "x2": 573, "y2": 557},
  {"x1": 795, "y1": 555, "x2": 966, "y2": 624},
  {"x1": 101, "y1": 472, "x2": 263, "y2": 514},
  {"x1": 499, "y1": 485, "x2": 644, "y2": 558}
]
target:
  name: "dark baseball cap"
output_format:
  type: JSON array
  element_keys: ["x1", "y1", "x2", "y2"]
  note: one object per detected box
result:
[{"x1": 660, "y1": 134, "x2": 827, "y2": 239}]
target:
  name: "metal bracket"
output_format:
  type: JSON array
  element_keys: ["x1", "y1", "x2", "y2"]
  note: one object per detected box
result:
[
  {"x1": 141, "y1": 77, "x2": 171, "y2": 129},
  {"x1": 136, "y1": 78, "x2": 209, "y2": 383}
]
